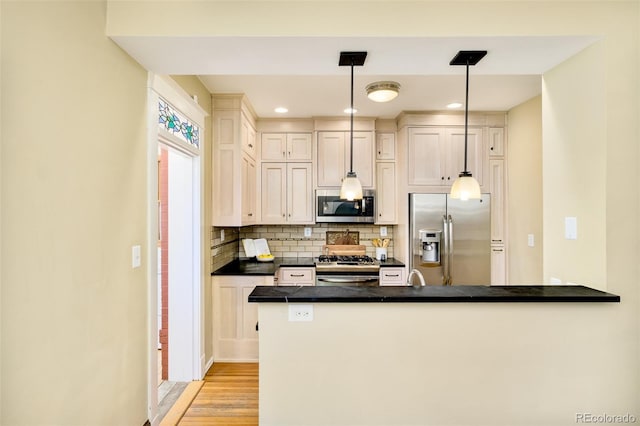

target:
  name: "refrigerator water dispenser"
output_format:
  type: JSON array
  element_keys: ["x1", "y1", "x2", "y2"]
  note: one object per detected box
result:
[{"x1": 419, "y1": 229, "x2": 441, "y2": 265}]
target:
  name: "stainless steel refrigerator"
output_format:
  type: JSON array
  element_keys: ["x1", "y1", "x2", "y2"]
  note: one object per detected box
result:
[{"x1": 409, "y1": 193, "x2": 491, "y2": 285}]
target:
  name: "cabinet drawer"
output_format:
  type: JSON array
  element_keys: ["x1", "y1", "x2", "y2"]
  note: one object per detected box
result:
[
  {"x1": 278, "y1": 267, "x2": 315, "y2": 285},
  {"x1": 379, "y1": 267, "x2": 405, "y2": 285}
]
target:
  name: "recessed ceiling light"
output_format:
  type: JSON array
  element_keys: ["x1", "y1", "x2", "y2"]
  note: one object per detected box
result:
[
  {"x1": 274, "y1": 107, "x2": 288, "y2": 113},
  {"x1": 344, "y1": 107, "x2": 358, "y2": 114},
  {"x1": 447, "y1": 102, "x2": 463, "y2": 109}
]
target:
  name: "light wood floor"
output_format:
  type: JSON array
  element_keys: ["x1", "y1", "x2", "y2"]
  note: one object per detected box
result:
[{"x1": 178, "y1": 363, "x2": 259, "y2": 425}]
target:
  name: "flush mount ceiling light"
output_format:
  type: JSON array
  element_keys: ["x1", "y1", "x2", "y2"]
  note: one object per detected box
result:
[
  {"x1": 366, "y1": 81, "x2": 400, "y2": 102},
  {"x1": 339, "y1": 51, "x2": 367, "y2": 201},
  {"x1": 274, "y1": 107, "x2": 288, "y2": 113},
  {"x1": 449, "y1": 50, "x2": 487, "y2": 201},
  {"x1": 447, "y1": 102, "x2": 463, "y2": 109}
]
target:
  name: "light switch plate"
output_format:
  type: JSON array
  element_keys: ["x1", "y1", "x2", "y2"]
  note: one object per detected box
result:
[
  {"x1": 565, "y1": 217, "x2": 577, "y2": 240},
  {"x1": 221, "y1": 229, "x2": 225, "y2": 241},
  {"x1": 304, "y1": 227, "x2": 312, "y2": 237},
  {"x1": 527, "y1": 234, "x2": 534, "y2": 247},
  {"x1": 132, "y1": 245, "x2": 141, "y2": 268},
  {"x1": 380, "y1": 226, "x2": 388, "y2": 237}
]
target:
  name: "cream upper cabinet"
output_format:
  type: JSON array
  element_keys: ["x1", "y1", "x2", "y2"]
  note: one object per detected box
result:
[
  {"x1": 261, "y1": 133, "x2": 312, "y2": 161},
  {"x1": 212, "y1": 95, "x2": 259, "y2": 227},
  {"x1": 408, "y1": 127, "x2": 483, "y2": 187},
  {"x1": 488, "y1": 127, "x2": 505, "y2": 157},
  {"x1": 241, "y1": 153, "x2": 257, "y2": 224},
  {"x1": 489, "y1": 159, "x2": 505, "y2": 244},
  {"x1": 261, "y1": 162, "x2": 313, "y2": 224},
  {"x1": 317, "y1": 131, "x2": 374, "y2": 188},
  {"x1": 376, "y1": 132, "x2": 395, "y2": 160},
  {"x1": 376, "y1": 162, "x2": 396, "y2": 224}
]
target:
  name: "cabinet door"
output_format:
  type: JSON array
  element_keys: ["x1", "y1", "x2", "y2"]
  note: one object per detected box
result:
[
  {"x1": 489, "y1": 128, "x2": 505, "y2": 157},
  {"x1": 491, "y1": 246, "x2": 506, "y2": 285},
  {"x1": 317, "y1": 132, "x2": 346, "y2": 187},
  {"x1": 240, "y1": 116, "x2": 257, "y2": 159},
  {"x1": 287, "y1": 133, "x2": 312, "y2": 161},
  {"x1": 348, "y1": 132, "x2": 374, "y2": 188},
  {"x1": 261, "y1": 163, "x2": 287, "y2": 224},
  {"x1": 376, "y1": 132, "x2": 395, "y2": 160},
  {"x1": 447, "y1": 127, "x2": 483, "y2": 186},
  {"x1": 261, "y1": 133, "x2": 286, "y2": 161},
  {"x1": 241, "y1": 154, "x2": 256, "y2": 224},
  {"x1": 408, "y1": 128, "x2": 447, "y2": 185},
  {"x1": 489, "y1": 159, "x2": 505, "y2": 244},
  {"x1": 376, "y1": 162, "x2": 396, "y2": 224},
  {"x1": 287, "y1": 163, "x2": 314, "y2": 223}
]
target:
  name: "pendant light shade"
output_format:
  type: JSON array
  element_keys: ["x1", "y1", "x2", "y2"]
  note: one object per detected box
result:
[
  {"x1": 340, "y1": 172, "x2": 363, "y2": 201},
  {"x1": 450, "y1": 173, "x2": 481, "y2": 201},
  {"x1": 449, "y1": 50, "x2": 487, "y2": 200},
  {"x1": 339, "y1": 51, "x2": 367, "y2": 201}
]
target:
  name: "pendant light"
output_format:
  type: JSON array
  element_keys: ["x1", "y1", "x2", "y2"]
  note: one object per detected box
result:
[
  {"x1": 449, "y1": 50, "x2": 487, "y2": 201},
  {"x1": 339, "y1": 51, "x2": 367, "y2": 201}
]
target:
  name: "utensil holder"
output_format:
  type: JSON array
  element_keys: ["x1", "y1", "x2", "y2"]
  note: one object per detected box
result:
[{"x1": 375, "y1": 247, "x2": 387, "y2": 261}]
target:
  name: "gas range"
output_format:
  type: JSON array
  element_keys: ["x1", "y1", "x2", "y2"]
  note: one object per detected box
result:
[{"x1": 315, "y1": 255, "x2": 380, "y2": 273}]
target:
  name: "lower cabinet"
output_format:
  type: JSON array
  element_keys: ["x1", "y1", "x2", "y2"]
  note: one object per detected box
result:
[
  {"x1": 212, "y1": 275, "x2": 273, "y2": 361},
  {"x1": 491, "y1": 246, "x2": 507, "y2": 285},
  {"x1": 379, "y1": 267, "x2": 405, "y2": 286}
]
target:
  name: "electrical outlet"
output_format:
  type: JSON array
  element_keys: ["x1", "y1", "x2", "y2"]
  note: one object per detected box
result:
[
  {"x1": 288, "y1": 304, "x2": 314, "y2": 322},
  {"x1": 380, "y1": 226, "x2": 388, "y2": 237},
  {"x1": 304, "y1": 227, "x2": 312, "y2": 237},
  {"x1": 220, "y1": 229, "x2": 225, "y2": 241},
  {"x1": 527, "y1": 234, "x2": 534, "y2": 247}
]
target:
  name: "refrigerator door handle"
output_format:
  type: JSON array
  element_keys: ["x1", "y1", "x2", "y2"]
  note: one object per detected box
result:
[
  {"x1": 442, "y1": 215, "x2": 449, "y2": 285},
  {"x1": 447, "y1": 215, "x2": 453, "y2": 285}
]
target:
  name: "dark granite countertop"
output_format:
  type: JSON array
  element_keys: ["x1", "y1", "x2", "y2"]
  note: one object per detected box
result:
[
  {"x1": 212, "y1": 257, "x2": 316, "y2": 276},
  {"x1": 248, "y1": 284, "x2": 620, "y2": 303},
  {"x1": 212, "y1": 257, "x2": 405, "y2": 275}
]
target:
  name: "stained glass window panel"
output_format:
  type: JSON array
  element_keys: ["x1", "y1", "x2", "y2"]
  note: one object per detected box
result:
[{"x1": 158, "y1": 98, "x2": 200, "y2": 148}]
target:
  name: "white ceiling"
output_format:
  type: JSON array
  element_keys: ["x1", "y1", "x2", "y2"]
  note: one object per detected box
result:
[{"x1": 113, "y1": 35, "x2": 599, "y2": 118}]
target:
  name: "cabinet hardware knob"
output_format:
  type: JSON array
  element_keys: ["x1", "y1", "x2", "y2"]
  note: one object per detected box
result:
[
  {"x1": 379, "y1": 213, "x2": 382, "y2": 217},
  {"x1": 282, "y1": 152, "x2": 285, "y2": 157},
  {"x1": 490, "y1": 147, "x2": 494, "y2": 151},
  {"x1": 248, "y1": 144, "x2": 253, "y2": 148},
  {"x1": 283, "y1": 214, "x2": 285, "y2": 217},
  {"x1": 447, "y1": 177, "x2": 451, "y2": 180},
  {"x1": 248, "y1": 213, "x2": 253, "y2": 217},
  {"x1": 441, "y1": 176, "x2": 445, "y2": 180}
]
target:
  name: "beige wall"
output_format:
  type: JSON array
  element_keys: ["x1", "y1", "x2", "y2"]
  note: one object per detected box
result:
[
  {"x1": 1, "y1": 2, "x2": 148, "y2": 425},
  {"x1": 507, "y1": 96, "x2": 543, "y2": 283},
  {"x1": 543, "y1": 43, "x2": 607, "y2": 289}
]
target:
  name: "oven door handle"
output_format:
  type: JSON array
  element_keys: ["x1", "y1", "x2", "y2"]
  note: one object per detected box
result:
[{"x1": 317, "y1": 277, "x2": 379, "y2": 283}]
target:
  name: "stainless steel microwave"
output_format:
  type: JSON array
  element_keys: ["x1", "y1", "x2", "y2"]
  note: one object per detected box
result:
[{"x1": 315, "y1": 190, "x2": 375, "y2": 223}]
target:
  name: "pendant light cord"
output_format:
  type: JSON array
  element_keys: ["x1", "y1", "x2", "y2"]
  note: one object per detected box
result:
[
  {"x1": 463, "y1": 59, "x2": 470, "y2": 174},
  {"x1": 349, "y1": 61, "x2": 355, "y2": 174}
]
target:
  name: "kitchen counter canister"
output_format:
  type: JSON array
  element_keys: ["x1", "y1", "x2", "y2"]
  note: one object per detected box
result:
[{"x1": 248, "y1": 284, "x2": 620, "y2": 303}]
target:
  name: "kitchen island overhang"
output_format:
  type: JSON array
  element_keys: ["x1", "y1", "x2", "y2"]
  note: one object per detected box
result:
[{"x1": 248, "y1": 284, "x2": 620, "y2": 304}]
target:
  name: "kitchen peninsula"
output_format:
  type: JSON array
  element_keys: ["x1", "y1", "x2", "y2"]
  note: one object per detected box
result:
[{"x1": 250, "y1": 285, "x2": 623, "y2": 426}]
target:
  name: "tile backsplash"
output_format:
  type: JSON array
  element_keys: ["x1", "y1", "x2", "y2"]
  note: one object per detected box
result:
[{"x1": 211, "y1": 224, "x2": 395, "y2": 270}]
